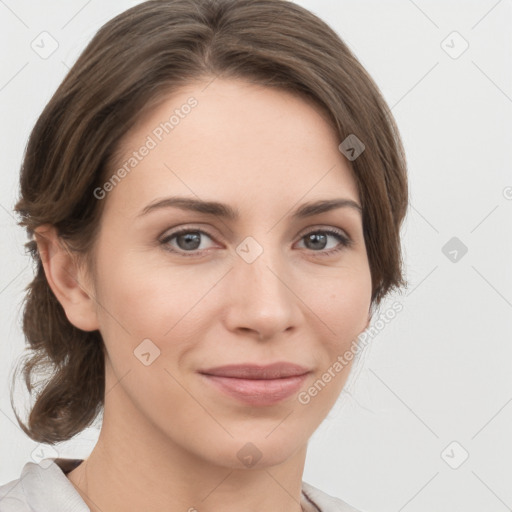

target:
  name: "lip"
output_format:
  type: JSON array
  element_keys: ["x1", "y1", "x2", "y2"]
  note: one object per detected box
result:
[
  {"x1": 198, "y1": 362, "x2": 311, "y2": 406},
  {"x1": 198, "y1": 362, "x2": 311, "y2": 379}
]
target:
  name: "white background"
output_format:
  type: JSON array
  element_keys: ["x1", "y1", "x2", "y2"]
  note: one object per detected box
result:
[{"x1": 0, "y1": 1, "x2": 511, "y2": 511}]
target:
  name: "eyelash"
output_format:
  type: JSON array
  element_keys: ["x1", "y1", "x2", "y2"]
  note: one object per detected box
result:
[{"x1": 159, "y1": 227, "x2": 353, "y2": 258}]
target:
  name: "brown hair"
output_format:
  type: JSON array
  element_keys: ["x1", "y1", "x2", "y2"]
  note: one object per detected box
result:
[{"x1": 11, "y1": 0, "x2": 408, "y2": 444}]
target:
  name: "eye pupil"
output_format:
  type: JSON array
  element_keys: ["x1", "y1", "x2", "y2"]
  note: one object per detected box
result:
[
  {"x1": 305, "y1": 233, "x2": 327, "y2": 250},
  {"x1": 178, "y1": 232, "x2": 201, "y2": 250}
]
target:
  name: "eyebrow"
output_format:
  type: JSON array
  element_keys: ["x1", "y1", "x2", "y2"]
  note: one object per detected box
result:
[{"x1": 137, "y1": 196, "x2": 363, "y2": 220}]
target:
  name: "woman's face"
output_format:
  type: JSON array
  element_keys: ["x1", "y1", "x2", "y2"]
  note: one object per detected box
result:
[{"x1": 84, "y1": 78, "x2": 372, "y2": 469}]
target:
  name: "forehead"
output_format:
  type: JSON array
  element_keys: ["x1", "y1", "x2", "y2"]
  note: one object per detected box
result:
[{"x1": 104, "y1": 78, "x2": 360, "y2": 217}]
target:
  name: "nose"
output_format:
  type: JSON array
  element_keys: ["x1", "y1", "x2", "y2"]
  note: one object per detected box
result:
[{"x1": 222, "y1": 242, "x2": 302, "y2": 341}]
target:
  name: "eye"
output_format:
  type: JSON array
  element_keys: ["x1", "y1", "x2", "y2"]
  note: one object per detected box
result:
[
  {"x1": 160, "y1": 226, "x2": 353, "y2": 257},
  {"x1": 296, "y1": 228, "x2": 353, "y2": 257},
  {"x1": 160, "y1": 228, "x2": 217, "y2": 257}
]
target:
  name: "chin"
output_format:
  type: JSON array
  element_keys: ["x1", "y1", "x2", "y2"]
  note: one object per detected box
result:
[{"x1": 202, "y1": 434, "x2": 305, "y2": 470}]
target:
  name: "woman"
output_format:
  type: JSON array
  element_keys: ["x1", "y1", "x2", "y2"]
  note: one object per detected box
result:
[{"x1": 0, "y1": 0, "x2": 408, "y2": 510}]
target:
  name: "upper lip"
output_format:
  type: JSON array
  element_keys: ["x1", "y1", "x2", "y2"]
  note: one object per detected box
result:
[{"x1": 198, "y1": 362, "x2": 311, "y2": 380}]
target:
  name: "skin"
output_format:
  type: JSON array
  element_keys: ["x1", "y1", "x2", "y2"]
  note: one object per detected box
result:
[{"x1": 35, "y1": 77, "x2": 373, "y2": 512}]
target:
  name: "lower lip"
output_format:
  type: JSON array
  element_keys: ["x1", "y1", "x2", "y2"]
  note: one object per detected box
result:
[{"x1": 199, "y1": 373, "x2": 310, "y2": 406}]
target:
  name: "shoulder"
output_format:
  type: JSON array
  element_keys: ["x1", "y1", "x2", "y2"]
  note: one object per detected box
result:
[
  {"x1": 302, "y1": 481, "x2": 366, "y2": 512},
  {"x1": 0, "y1": 458, "x2": 87, "y2": 512},
  {"x1": 0, "y1": 464, "x2": 34, "y2": 512}
]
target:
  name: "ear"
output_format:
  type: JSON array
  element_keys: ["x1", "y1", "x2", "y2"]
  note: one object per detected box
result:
[{"x1": 34, "y1": 224, "x2": 99, "y2": 332}]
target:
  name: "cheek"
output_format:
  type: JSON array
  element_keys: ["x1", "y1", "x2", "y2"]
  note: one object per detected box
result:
[
  {"x1": 93, "y1": 249, "x2": 216, "y2": 361},
  {"x1": 93, "y1": 254, "x2": 200, "y2": 404},
  {"x1": 302, "y1": 273, "x2": 370, "y2": 406},
  {"x1": 306, "y1": 267, "x2": 372, "y2": 343}
]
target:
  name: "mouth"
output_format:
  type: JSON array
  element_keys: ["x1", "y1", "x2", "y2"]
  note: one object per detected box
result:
[{"x1": 197, "y1": 362, "x2": 311, "y2": 406}]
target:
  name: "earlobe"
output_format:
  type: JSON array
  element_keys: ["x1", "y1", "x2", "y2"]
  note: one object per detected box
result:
[{"x1": 34, "y1": 224, "x2": 99, "y2": 332}]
